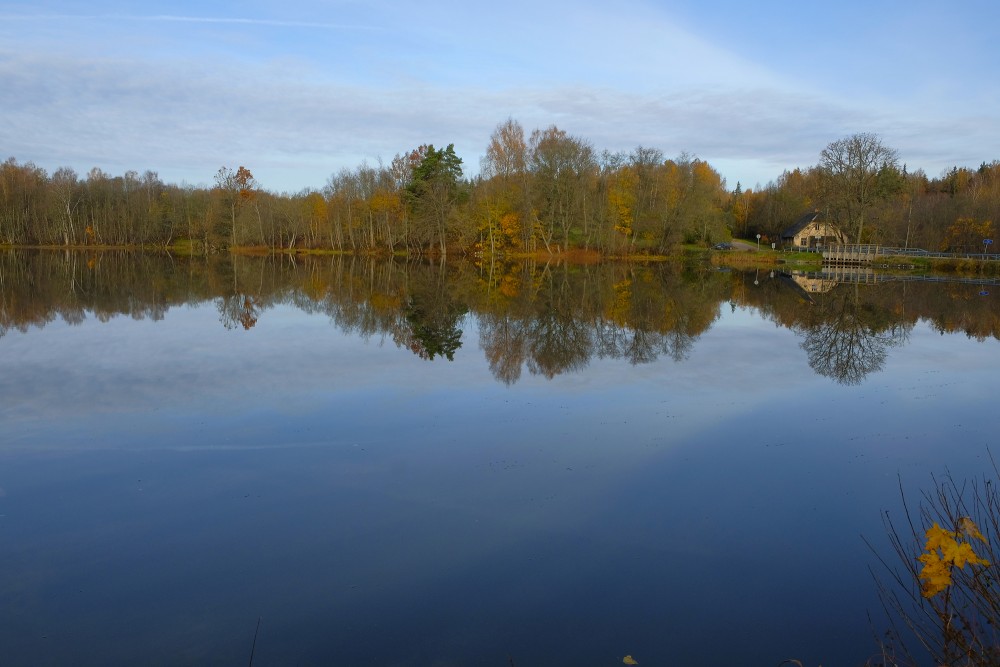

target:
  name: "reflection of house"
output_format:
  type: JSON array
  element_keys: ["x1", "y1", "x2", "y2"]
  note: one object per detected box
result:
[
  {"x1": 781, "y1": 211, "x2": 847, "y2": 249},
  {"x1": 789, "y1": 272, "x2": 838, "y2": 293}
]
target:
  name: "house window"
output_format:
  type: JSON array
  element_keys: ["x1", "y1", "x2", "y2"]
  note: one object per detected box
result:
[{"x1": 800, "y1": 238, "x2": 807, "y2": 246}]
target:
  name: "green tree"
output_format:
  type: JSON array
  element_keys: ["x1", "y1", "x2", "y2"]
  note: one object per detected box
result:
[{"x1": 405, "y1": 144, "x2": 465, "y2": 255}]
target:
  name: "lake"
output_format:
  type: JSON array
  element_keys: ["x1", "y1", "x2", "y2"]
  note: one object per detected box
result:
[{"x1": 1, "y1": 250, "x2": 998, "y2": 666}]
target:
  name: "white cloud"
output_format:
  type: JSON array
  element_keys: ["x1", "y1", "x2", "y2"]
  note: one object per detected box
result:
[{"x1": 1, "y1": 1, "x2": 997, "y2": 191}]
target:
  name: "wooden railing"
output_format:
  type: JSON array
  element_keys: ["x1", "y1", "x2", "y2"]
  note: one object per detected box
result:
[
  {"x1": 822, "y1": 245, "x2": 881, "y2": 265},
  {"x1": 823, "y1": 245, "x2": 1000, "y2": 264}
]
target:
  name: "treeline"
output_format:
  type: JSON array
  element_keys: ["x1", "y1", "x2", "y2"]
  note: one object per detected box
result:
[
  {"x1": 0, "y1": 119, "x2": 729, "y2": 254},
  {"x1": 740, "y1": 136, "x2": 1000, "y2": 252},
  {"x1": 2, "y1": 123, "x2": 998, "y2": 255}
]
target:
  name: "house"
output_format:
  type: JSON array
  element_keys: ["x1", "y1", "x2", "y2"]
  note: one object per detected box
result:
[{"x1": 780, "y1": 211, "x2": 847, "y2": 249}]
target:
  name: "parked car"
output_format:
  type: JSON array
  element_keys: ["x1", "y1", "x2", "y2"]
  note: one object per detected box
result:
[{"x1": 713, "y1": 242, "x2": 733, "y2": 250}]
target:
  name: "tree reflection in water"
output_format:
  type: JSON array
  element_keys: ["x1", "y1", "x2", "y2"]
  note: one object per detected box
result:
[
  {"x1": 401, "y1": 295, "x2": 466, "y2": 361},
  {"x1": 797, "y1": 283, "x2": 912, "y2": 385},
  {"x1": 217, "y1": 294, "x2": 261, "y2": 330},
  {"x1": 0, "y1": 250, "x2": 997, "y2": 385}
]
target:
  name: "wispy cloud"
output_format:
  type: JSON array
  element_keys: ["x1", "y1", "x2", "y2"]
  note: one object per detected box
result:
[
  {"x1": 127, "y1": 14, "x2": 380, "y2": 30},
  {"x1": 2, "y1": 45, "x2": 995, "y2": 190},
  {"x1": 0, "y1": 13, "x2": 380, "y2": 31},
  {"x1": 2, "y1": 0, "x2": 997, "y2": 190}
]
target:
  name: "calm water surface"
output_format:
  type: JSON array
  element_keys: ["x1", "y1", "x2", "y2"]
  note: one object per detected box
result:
[{"x1": 1, "y1": 251, "x2": 998, "y2": 666}]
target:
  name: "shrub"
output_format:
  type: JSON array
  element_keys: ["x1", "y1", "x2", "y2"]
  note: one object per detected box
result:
[{"x1": 871, "y1": 465, "x2": 1000, "y2": 666}]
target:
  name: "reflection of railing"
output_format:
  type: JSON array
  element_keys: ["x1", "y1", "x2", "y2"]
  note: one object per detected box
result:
[
  {"x1": 791, "y1": 269, "x2": 1000, "y2": 287},
  {"x1": 816, "y1": 267, "x2": 883, "y2": 284}
]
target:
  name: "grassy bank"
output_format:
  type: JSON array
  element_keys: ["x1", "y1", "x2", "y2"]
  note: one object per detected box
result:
[
  {"x1": 5, "y1": 242, "x2": 997, "y2": 277},
  {"x1": 876, "y1": 254, "x2": 1000, "y2": 276},
  {"x1": 709, "y1": 248, "x2": 823, "y2": 270}
]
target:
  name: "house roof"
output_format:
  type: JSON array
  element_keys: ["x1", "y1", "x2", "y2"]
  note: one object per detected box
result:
[{"x1": 780, "y1": 211, "x2": 822, "y2": 239}]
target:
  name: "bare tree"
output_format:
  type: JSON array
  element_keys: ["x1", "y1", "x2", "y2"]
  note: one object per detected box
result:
[
  {"x1": 50, "y1": 167, "x2": 82, "y2": 245},
  {"x1": 480, "y1": 119, "x2": 530, "y2": 254},
  {"x1": 529, "y1": 126, "x2": 597, "y2": 252},
  {"x1": 819, "y1": 133, "x2": 900, "y2": 243},
  {"x1": 214, "y1": 166, "x2": 260, "y2": 247}
]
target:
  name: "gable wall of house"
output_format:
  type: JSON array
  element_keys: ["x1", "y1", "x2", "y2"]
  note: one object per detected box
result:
[{"x1": 793, "y1": 221, "x2": 846, "y2": 247}]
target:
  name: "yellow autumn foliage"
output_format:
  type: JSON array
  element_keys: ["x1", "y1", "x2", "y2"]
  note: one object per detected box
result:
[
  {"x1": 917, "y1": 519, "x2": 990, "y2": 598},
  {"x1": 608, "y1": 279, "x2": 632, "y2": 326},
  {"x1": 370, "y1": 292, "x2": 402, "y2": 312},
  {"x1": 607, "y1": 167, "x2": 637, "y2": 237},
  {"x1": 499, "y1": 274, "x2": 520, "y2": 299},
  {"x1": 499, "y1": 212, "x2": 520, "y2": 241}
]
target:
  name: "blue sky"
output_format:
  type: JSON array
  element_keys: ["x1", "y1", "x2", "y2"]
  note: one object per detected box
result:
[{"x1": 2, "y1": 0, "x2": 998, "y2": 193}]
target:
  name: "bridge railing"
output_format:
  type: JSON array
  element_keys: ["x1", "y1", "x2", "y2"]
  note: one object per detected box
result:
[
  {"x1": 825, "y1": 246, "x2": 1000, "y2": 261},
  {"x1": 822, "y1": 245, "x2": 881, "y2": 264}
]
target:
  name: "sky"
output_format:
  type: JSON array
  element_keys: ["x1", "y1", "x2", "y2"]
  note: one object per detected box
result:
[{"x1": 2, "y1": 0, "x2": 999, "y2": 193}]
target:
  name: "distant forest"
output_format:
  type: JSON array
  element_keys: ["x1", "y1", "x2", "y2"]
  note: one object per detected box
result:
[{"x1": 2, "y1": 120, "x2": 998, "y2": 255}]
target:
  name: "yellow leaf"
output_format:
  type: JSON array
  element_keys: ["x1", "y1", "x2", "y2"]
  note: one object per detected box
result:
[
  {"x1": 943, "y1": 540, "x2": 990, "y2": 568},
  {"x1": 924, "y1": 523, "x2": 956, "y2": 552},
  {"x1": 918, "y1": 551, "x2": 952, "y2": 598},
  {"x1": 623, "y1": 656, "x2": 638, "y2": 665}
]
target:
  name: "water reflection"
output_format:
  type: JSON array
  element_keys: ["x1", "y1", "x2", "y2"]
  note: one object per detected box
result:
[
  {"x1": 767, "y1": 272, "x2": 915, "y2": 384},
  {"x1": 402, "y1": 266, "x2": 468, "y2": 361},
  {"x1": 797, "y1": 284, "x2": 912, "y2": 385},
  {"x1": 1, "y1": 250, "x2": 998, "y2": 385},
  {"x1": 218, "y1": 294, "x2": 262, "y2": 330},
  {"x1": 3, "y1": 251, "x2": 1000, "y2": 666}
]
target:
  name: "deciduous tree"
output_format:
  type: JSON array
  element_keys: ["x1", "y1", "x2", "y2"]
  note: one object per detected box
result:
[
  {"x1": 529, "y1": 126, "x2": 597, "y2": 251},
  {"x1": 819, "y1": 133, "x2": 901, "y2": 243},
  {"x1": 214, "y1": 165, "x2": 260, "y2": 246}
]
